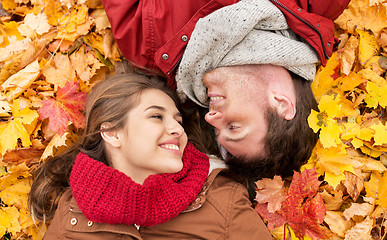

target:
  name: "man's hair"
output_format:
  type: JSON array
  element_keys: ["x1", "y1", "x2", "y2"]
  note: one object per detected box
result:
[{"x1": 226, "y1": 72, "x2": 318, "y2": 180}]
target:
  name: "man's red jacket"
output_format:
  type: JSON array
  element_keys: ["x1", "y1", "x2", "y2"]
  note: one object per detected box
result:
[{"x1": 101, "y1": 0, "x2": 350, "y2": 88}]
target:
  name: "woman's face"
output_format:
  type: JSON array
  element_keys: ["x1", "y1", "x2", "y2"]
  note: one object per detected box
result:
[{"x1": 110, "y1": 89, "x2": 188, "y2": 183}]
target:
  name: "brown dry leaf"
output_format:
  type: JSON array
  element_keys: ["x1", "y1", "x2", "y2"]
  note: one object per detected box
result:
[
  {"x1": 255, "y1": 175, "x2": 286, "y2": 213},
  {"x1": 69, "y1": 46, "x2": 104, "y2": 82},
  {"x1": 335, "y1": 0, "x2": 387, "y2": 37},
  {"x1": 364, "y1": 56, "x2": 385, "y2": 75},
  {"x1": 18, "y1": 13, "x2": 51, "y2": 37},
  {"x1": 17, "y1": 38, "x2": 48, "y2": 73},
  {"x1": 1, "y1": 60, "x2": 41, "y2": 101},
  {"x1": 47, "y1": 39, "x2": 74, "y2": 52},
  {"x1": 102, "y1": 29, "x2": 121, "y2": 60},
  {"x1": 324, "y1": 211, "x2": 354, "y2": 238},
  {"x1": 2, "y1": 147, "x2": 44, "y2": 166},
  {"x1": 320, "y1": 189, "x2": 346, "y2": 211},
  {"x1": 0, "y1": 100, "x2": 11, "y2": 117},
  {"x1": 339, "y1": 35, "x2": 359, "y2": 75},
  {"x1": 337, "y1": 33, "x2": 349, "y2": 50},
  {"x1": 377, "y1": 28, "x2": 387, "y2": 51},
  {"x1": 343, "y1": 202, "x2": 375, "y2": 220},
  {"x1": 42, "y1": 53, "x2": 76, "y2": 89},
  {"x1": 86, "y1": 0, "x2": 102, "y2": 8},
  {"x1": 343, "y1": 171, "x2": 364, "y2": 201},
  {"x1": 343, "y1": 217, "x2": 374, "y2": 240},
  {"x1": 91, "y1": 8, "x2": 111, "y2": 32}
]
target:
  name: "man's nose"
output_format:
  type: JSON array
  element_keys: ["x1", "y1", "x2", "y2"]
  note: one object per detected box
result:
[{"x1": 205, "y1": 110, "x2": 222, "y2": 127}]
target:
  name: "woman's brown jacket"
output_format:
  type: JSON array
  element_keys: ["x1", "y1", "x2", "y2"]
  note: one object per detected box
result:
[{"x1": 44, "y1": 168, "x2": 272, "y2": 240}]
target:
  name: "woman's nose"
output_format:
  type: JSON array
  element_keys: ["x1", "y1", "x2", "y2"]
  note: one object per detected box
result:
[
  {"x1": 167, "y1": 120, "x2": 184, "y2": 137},
  {"x1": 205, "y1": 110, "x2": 222, "y2": 128}
]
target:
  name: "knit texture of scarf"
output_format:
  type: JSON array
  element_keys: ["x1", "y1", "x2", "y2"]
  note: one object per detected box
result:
[{"x1": 70, "y1": 143, "x2": 209, "y2": 227}]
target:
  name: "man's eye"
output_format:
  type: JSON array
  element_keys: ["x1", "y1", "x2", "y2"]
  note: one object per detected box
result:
[{"x1": 229, "y1": 125, "x2": 238, "y2": 130}]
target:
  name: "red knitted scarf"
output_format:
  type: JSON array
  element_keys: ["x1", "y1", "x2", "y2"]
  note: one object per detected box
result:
[{"x1": 70, "y1": 143, "x2": 209, "y2": 227}]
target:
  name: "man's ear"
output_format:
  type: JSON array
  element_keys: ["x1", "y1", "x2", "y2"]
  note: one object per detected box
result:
[
  {"x1": 269, "y1": 92, "x2": 296, "y2": 120},
  {"x1": 100, "y1": 122, "x2": 121, "y2": 148}
]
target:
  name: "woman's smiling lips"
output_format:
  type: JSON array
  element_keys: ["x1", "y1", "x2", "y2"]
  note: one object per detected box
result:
[{"x1": 159, "y1": 140, "x2": 182, "y2": 155}]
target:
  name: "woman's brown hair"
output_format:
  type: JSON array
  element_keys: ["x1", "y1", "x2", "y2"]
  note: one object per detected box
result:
[{"x1": 28, "y1": 73, "x2": 186, "y2": 222}]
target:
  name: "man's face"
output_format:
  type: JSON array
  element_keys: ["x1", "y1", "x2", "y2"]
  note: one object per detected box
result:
[{"x1": 203, "y1": 65, "x2": 270, "y2": 159}]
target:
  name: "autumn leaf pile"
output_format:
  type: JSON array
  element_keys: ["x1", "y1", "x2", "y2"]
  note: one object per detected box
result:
[
  {"x1": 0, "y1": 0, "x2": 386, "y2": 239},
  {"x1": 255, "y1": 0, "x2": 387, "y2": 239}
]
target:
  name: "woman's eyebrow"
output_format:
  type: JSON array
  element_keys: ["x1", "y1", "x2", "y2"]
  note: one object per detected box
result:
[
  {"x1": 145, "y1": 105, "x2": 182, "y2": 118},
  {"x1": 145, "y1": 105, "x2": 165, "y2": 111}
]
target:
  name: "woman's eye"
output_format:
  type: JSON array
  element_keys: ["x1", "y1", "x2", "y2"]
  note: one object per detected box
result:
[{"x1": 151, "y1": 114, "x2": 163, "y2": 120}]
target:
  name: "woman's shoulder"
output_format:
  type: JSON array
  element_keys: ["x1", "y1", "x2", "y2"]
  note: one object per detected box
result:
[{"x1": 44, "y1": 189, "x2": 142, "y2": 240}]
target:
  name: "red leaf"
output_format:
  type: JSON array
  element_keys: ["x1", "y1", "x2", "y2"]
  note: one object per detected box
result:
[
  {"x1": 288, "y1": 168, "x2": 321, "y2": 199},
  {"x1": 38, "y1": 81, "x2": 87, "y2": 135},
  {"x1": 255, "y1": 203, "x2": 286, "y2": 230},
  {"x1": 256, "y1": 168, "x2": 332, "y2": 240}
]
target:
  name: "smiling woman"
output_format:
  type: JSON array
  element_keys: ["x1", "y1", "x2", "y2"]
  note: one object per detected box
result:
[{"x1": 28, "y1": 73, "x2": 272, "y2": 240}]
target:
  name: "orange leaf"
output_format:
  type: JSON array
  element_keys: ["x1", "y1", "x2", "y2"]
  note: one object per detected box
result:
[
  {"x1": 38, "y1": 81, "x2": 86, "y2": 136},
  {"x1": 255, "y1": 175, "x2": 286, "y2": 213}
]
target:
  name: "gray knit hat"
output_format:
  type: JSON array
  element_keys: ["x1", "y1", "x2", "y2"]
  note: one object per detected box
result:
[{"x1": 176, "y1": 0, "x2": 319, "y2": 107}]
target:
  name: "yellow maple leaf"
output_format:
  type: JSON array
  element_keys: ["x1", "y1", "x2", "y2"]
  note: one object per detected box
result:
[
  {"x1": 56, "y1": 6, "x2": 92, "y2": 42},
  {"x1": 308, "y1": 94, "x2": 344, "y2": 148},
  {"x1": 335, "y1": 0, "x2": 387, "y2": 37},
  {"x1": 312, "y1": 52, "x2": 340, "y2": 99},
  {"x1": 3, "y1": 21, "x2": 23, "y2": 40},
  {"x1": 304, "y1": 142, "x2": 354, "y2": 188},
  {"x1": 337, "y1": 72, "x2": 365, "y2": 92},
  {"x1": 84, "y1": 32, "x2": 104, "y2": 56},
  {"x1": 360, "y1": 145, "x2": 384, "y2": 158},
  {"x1": 0, "y1": 99, "x2": 39, "y2": 155},
  {"x1": 0, "y1": 206, "x2": 22, "y2": 237},
  {"x1": 364, "y1": 172, "x2": 387, "y2": 207},
  {"x1": 365, "y1": 81, "x2": 387, "y2": 108},
  {"x1": 1, "y1": 0, "x2": 18, "y2": 11},
  {"x1": 356, "y1": 29, "x2": 380, "y2": 65},
  {"x1": 43, "y1": 0, "x2": 66, "y2": 26},
  {"x1": 0, "y1": 178, "x2": 30, "y2": 209},
  {"x1": 370, "y1": 122, "x2": 387, "y2": 146}
]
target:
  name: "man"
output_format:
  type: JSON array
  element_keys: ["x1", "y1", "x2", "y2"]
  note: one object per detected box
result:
[
  {"x1": 175, "y1": 0, "x2": 326, "y2": 178},
  {"x1": 101, "y1": 0, "x2": 350, "y2": 178}
]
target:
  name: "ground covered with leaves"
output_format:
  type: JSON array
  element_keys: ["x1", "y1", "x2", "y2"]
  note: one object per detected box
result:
[{"x1": 0, "y1": 0, "x2": 386, "y2": 239}]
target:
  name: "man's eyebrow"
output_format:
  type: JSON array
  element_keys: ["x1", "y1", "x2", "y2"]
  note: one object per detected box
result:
[{"x1": 225, "y1": 135, "x2": 245, "y2": 142}]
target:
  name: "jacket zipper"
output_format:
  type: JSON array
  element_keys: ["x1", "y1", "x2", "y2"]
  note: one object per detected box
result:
[{"x1": 269, "y1": 0, "x2": 329, "y2": 60}]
